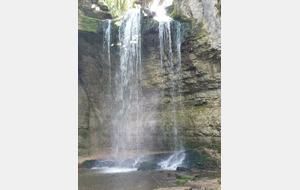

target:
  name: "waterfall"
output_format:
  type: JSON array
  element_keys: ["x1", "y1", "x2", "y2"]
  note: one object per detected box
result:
[
  {"x1": 89, "y1": 9, "x2": 186, "y2": 173},
  {"x1": 158, "y1": 151, "x2": 186, "y2": 170},
  {"x1": 102, "y1": 20, "x2": 112, "y2": 93},
  {"x1": 113, "y1": 8, "x2": 142, "y2": 158},
  {"x1": 99, "y1": 7, "x2": 185, "y2": 171},
  {"x1": 158, "y1": 19, "x2": 183, "y2": 152}
]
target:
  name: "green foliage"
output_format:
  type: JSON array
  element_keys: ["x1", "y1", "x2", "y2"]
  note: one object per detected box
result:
[
  {"x1": 176, "y1": 179, "x2": 187, "y2": 184},
  {"x1": 105, "y1": 0, "x2": 134, "y2": 17}
]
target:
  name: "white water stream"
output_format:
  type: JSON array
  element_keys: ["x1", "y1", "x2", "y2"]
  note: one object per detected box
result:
[
  {"x1": 102, "y1": 20, "x2": 112, "y2": 92},
  {"x1": 113, "y1": 8, "x2": 142, "y2": 157},
  {"x1": 91, "y1": 151, "x2": 186, "y2": 173},
  {"x1": 158, "y1": 16, "x2": 183, "y2": 152}
]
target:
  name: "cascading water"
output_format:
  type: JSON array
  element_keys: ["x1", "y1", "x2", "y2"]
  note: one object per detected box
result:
[
  {"x1": 93, "y1": 5, "x2": 186, "y2": 174},
  {"x1": 102, "y1": 20, "x2": 112, "y2": 93},
  {"x1": 158, "y1": 151, "x2": 186, "y2": 170},
  {"x1": 155, "y1": 5, "x2": 185, "y2": 169},
  {"x1": 158, "y1": 22, "x2": 183, "y2": 150},
  {"x1": 113, "y1": 8, "x2": 142, "y2": 158},
  {"x1": 91, "y1": 152, "x2": 186, "y2": 173}
]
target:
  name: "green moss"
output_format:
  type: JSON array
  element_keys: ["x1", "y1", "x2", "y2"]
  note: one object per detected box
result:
[
  {"x1": 180, "y1": 175, "x2": 195, "y2": 180},
  {"x1": 78, "y1": 12, "x2": 99, "y2": 33},
  {"x1": 194, "y1": 105, "x2": 208, "y2": 112},
  {"x1": 170, "y1": 8, "x2": 192, "y2": 23},
  {"x1": 170, "y1": 8, "x2": 179, "y2": 19},
  {"x1": 194, "y1": 19, "x2": 210, "y2": 39},
  {"x1": 198, "y1": 29, "x2": 208, "y2": 38},
  {"x1": 176, "y1": 179, "x2": 187, "y2": 184}
]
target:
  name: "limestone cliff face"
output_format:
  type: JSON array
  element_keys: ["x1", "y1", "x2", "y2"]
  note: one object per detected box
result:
[
  {"x1": 78, "y1": 0, "x2": 221, "y2": 157},
  {"x1": 78, "y1": 31, "x2": 116, "y2": 156},
  {"x1": 173, "y1": 0, "x2": 221, "y2": 49}
]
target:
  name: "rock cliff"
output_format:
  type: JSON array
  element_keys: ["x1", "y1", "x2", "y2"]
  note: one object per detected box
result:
[{"x1": 78, "y1": 0, "x2": 221, "y2": 158}]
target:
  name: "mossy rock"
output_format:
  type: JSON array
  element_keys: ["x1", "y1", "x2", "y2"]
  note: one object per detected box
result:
[
  {"x1": 82, "y1": 160, "x2": 97, "y2": 168},
  {"x1": 176, "y1": 179, "x2": 187, "y2": 184},
  {"x1": 78, "y1": 12, "x2": 100, "y2": 33},
  {"x1": 97, "y1": 1, "x2": 109, "y2": 11},
  {"x1": 182, "y1": 150, "x2": 220, "y2": 170},
  {"x1": 137, "y1": 161, "x2": 158, "y2": 171},
  {"x1": 165, "y1": 4, "x2": 174, "y2": 15},
  {"x1": 194, "y1": 104, "x2": 207, "y2": 112},
  {"x1": 169, "y1": 8, "x2": 192, "y2": 24},
  {"x1": 141, "y1": 17, "x2": 158, "y2": 36}
]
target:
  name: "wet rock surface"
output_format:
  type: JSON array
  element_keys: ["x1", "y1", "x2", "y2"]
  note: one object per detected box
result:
[
  {"x1": 82, "y1": 159, "x2": 98, "y2": 169},
  {"x1": 79, "y1": 149, "x2": 220, "y2": 172},
  {"x1": 78, "y1": 0, "x2": 221, "y2": 156},
  {"x1": 138, "y1": 161, "x2": 159, "y2": 171}
]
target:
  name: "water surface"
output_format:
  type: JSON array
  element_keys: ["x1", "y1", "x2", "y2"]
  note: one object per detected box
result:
[
  {"x1": 78, "y1": 169, "x2": 176, "y2": 190},
  {"x1": 78, "y1": 169, "x2": 220, "y2": 190}
]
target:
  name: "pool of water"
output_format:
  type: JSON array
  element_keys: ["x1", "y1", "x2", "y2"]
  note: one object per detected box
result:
[
  {"x1": 78, "y1": 169, "x2": 176, "y2": 190},
  {"x1": 78, "y1": 169, "x2": 221, "y2": 190}
]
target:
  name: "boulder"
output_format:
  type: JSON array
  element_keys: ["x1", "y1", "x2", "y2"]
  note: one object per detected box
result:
[
  {"x1": 82, "y1": 160, "x2": 97, "y2": 169},
  {"x1": 182, "y1": 150, "x2": 220, "y2": 171},
  {"x1": 137, "y1": 161, "x2": 158, "y2": 171},
  {"x1": 97, "y1": 1, "x2": 109, "y2": 11},
  {"x1": 142, "y1": 7, "x2": 155, "y2": 18}
]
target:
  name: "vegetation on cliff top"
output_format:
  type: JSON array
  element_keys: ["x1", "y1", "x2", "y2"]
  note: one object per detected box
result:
[{"x1": 78, "y1": 12, "x2": 100, "y2": 33}]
